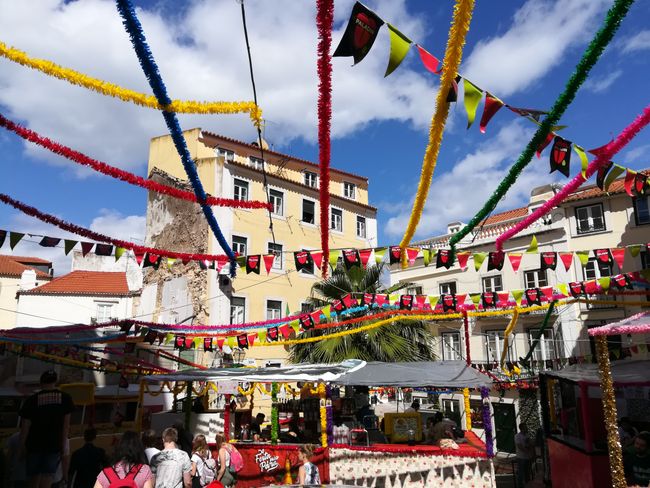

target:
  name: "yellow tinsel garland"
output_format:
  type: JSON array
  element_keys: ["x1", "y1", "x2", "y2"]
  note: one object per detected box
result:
[
  {"x1": 398, "y1": 0, "x2": 475, "y2": 267},
  {"x1": 463, "y1": 388, "x2": 472, "y2": 430},
  {"x1": 0, "y1": 41, "x2": 263, "y2": 126},
  {"x1": 318, "y1": 383, "x2": 328, "y2": 447},
  {"x1": 500, "y1": 308, "x2": 520, "y2": 371}
]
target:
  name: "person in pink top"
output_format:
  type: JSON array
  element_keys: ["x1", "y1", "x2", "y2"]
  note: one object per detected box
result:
[{"x1": 94, "y1": 431, "x2": 153, "y2": 488}]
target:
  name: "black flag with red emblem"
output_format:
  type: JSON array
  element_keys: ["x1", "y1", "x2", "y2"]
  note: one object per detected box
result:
[
  {"x1": 540, "y1": 252, "x2": 557, "y2": 271},
  {"x1": 389, "y1": 246, "x2": 402, "y2": 264},
  {"x1": 363, "y1": 293, "x2": 375, "y2": 306},
  {"x1": 633, "y1": 173, "x2": 648, "y2": 197},
  {"x1": 596, "y1": 161, "x2": 614, "y2": 190},
  {"x1": 294, "y1": 251, "x2": 314, "y2": 274},
  {"x1": 174, "y1": 335, "x2": 186, "y2": 350},
  {"x1": 594, "y1": 249, "x2": 612, "y2": 266},
  {"x1": 203, "y1": 337, "x2": 214, "y2": 352},
  {"x1": 268, "y1": 326, "x2": 279, "y2": 342},
  {"x1": 487, "y1": 251, "x2": 505, "y2": 271},
  {"x1": 237, "y1": 334, "x2": 249, "y2": 349},
  {"x1": 300, "y1": 314, "x2": 315, "y2": 330},
  {"x1": 482, "y1": 292, "x2": 496, "y2": 309},
  {"x1": 343, "y1": 249, "x2": 361, "y2": 270},
  {"x1": 525, "y1": 288, "x2": 541, "y2": 306},
  {"x1": 333, "y1": 2, "x2": 384, "y2": 65},
  {"x1": 246, "y1": 255, "x2": 261, "y2": 274},
  {"x1": 332, "y1": 298, "x2": 345, "y2": 312},
  {"x1": 550, "y1": 137, "x2": 572, "y2": 177},
  {"x1": 436, "y1": 249, "x2": 454, "y2": 269},
  {"x1": 399, "y1": 294, "x2": 413, "y2": 310},
  {"x1": 441, "y1": 294, "x2": 457, "y2": 312},
  {"x1": 612, "y1": 274, "x2": 632, "y2": 290},
  {"x1": 569, "y1": 282, "x2": 585, "y2": 297}
]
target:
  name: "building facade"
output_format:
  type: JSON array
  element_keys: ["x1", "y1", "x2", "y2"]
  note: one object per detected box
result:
[{"x1": 141, "y1": 129, "x2": 378, "y2": 367}]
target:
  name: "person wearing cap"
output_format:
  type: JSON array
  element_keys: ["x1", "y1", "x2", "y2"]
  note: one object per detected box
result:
[{"x1": 18, "y1": 370, "x2": 75, "y2": 488}]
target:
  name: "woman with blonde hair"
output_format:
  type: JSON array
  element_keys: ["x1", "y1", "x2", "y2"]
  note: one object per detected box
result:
[
  {"x1": 190, "y1": 434, "x2": 216, "y2": 488},
  {"x1": 214, "y1": 434, "x2": 241, "y2": 488},
  {"x1": 297, "y1": 444, "x2": 320, "y2": 485}
]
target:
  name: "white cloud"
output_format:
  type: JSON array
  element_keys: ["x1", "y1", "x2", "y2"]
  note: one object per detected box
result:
[
  {"x1": 0, "y1": 0, "x2": 436, "y2": 175},
  {"x1": 582, "y1": 69, "x2": 623, "y2": 94},
  {"x1": 620, "y1": 30, "x2": 650, "y2": 53},
  {"x1": 384, "y1": 120, "x2": 558, "y2": 239},
  {"x1": 623, "y1": 144, "x2": 650, "y2": 165},
  {"x1": 462, "y1": 0, "x2": 609, "y2": 97},
  {"x1": 89, "y1": 209, "x2": 146, "y2": 243}
]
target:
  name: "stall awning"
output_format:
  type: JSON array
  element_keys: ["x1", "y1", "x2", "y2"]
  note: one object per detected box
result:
[
  {"x1": 588, "y1": 311, "x2": 650, "y2": 337},
  {"x1": 545, "y1": 359, "x2": 650, "y2": 385}
]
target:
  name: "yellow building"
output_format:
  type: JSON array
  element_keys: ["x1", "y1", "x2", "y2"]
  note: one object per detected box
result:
[{"x1": 143, "y1": 129, "x2": 377, "y2": 367}]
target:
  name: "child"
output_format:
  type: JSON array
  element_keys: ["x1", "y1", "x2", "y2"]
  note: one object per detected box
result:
[{"x1": 297, "y1": 445, "x2": 320, "y2": 485}]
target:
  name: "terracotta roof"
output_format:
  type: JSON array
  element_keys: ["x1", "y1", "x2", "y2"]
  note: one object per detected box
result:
[
  {"x1": 480, "y1": 207, "x2": 528, "y2": 225},
  {"x1": 0, "y1": 255, "x2": 52, "y2": 280},
  {"x1": 19, "y1": 271, "x2": 130, "y2": 296},
  {"x1": 564, "y1": 169, "x2": 650, "y2": 203},
  {"x1": 200, "y1": 130, "x2": 369, "y2": 182}
]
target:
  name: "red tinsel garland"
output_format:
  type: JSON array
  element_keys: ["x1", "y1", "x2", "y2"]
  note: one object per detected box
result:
[
  {"x1": 463, "y1": 310, "x2": 471, "y2": 365},
  {"x1": 317, "y1": 0, "x2": 333, "y2": 278},
  {"x1": 0, "y1": 113, "x2": 272, "y2": 211},
  {"x1": 0, "y1": 193, "x2": 229, "y2": 263}
]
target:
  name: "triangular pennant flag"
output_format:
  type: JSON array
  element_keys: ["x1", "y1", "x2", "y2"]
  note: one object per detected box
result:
[
  {"x1": 508, "y1": 253, "x2": 523, "y2": 272},
  {"x1": 441, "y1": 294, "x2": 457, "y2": 312},
  {"x1": 290, "y1": 320, "x2": 301, "y2": 335},
  {"x1": 598, "y1": 277, "x2": 611, "y2": 292},
  {"x1": 526, "y1": 236, "x2": 538, "y2": 254},
  {"x1": 236, "y1": 255, "x2": 246, "y2": 269},
  {"x1": 481, "y1": 292, "x2": 495, "y2": 309},
  {"x1": 594, "y1": 249, "x2": 612, "y2": 266},
  {"x1": 166, "y1": 258, "x2": 176, "y2": 269},
  {"x1": 267, "y1": 327, "x2": 278, "y2": 342},
  {"x1": 95, "y1": 244, "x2": 113, "y2": 256},
  {"x1": 134, "y1": 252, "x2": 146, "y2": 266},
  {"x1": 549, "y1": 137, "x2": 572, "y2": 177},
  {"x1": 80, "y1": 242, "x2": 94, "y2": 256},
  {"x1": 63, "y1": 239, "x2": 78, "y2": 255},
  {"x1": 540, "y1": 252, "x2": 557, "y2": 271},
  {"x1": 422, "y1": 249, "x2": 432, "y2": 267},
  {"x1": 525, "y1": 288, "x2": 541, "y2": 306},
  {"x1": 247, "y1": 333, "x2": 257, "y2": 347},
  {"x1": 310, "y1": 309, "x2": 323, "y2": 324},
  {"x1": 406, "y1": 247, "x2": 419, "y2": 266},
  {"x1": 246, "y1": 255, "x2": 261, "y2": 274},
  {"x1": 203, "y1": 337, "x2": 214, "y2": 352},
  {"x1": 470, "y1": 293, "x2": 482, "y2": 307},
  {"x1": 496, "y1": 292, "x2": 510, "y2": 307},
  {"x1": 0, "y1": 230, "x2": 5, "y2": 248},
  {"x1": 559, "y1": 252, "x2": 574, "y2": 271},
  {"x1": 389, "y1": 293, "x2": 399, "y2": 305},
  {"x1": 487, "y1": 251, "x2": 505, "y2": 271},
  {"x1": 164, "y1": 333, "x2": 174, "y2": 345},
  {"x1": 389, "y1": 246, "x2": 402, "y2": 264},
  {"x1": 473, "y1": 253, "x2": 487, "y2": 271},
  {"x1": 512, "y1": 290, "x2": 524, "y2": 306},
  {"x1": 536, "y1": 132, "x2": 555, "y2": 158},
  {"x1": 192, "y1": 337, "x2": 202, "y2": 349},
  {"x1": 479, "y1": 93, "x2": 504, "y2": 134},
  {"x1": 343, "y1": 249, "x2": 361, "y2": 269},
  {"x1": 633, "y1": 172, "x2": 649, "y2": 197},
  {"x1": 625, "y1": 169, "x2": 637, "y2": 196},
  {"x1": 258, "y1": 329, "x2": 268, "y2": 344},
  {"x1": 557, "y1": 283, "x2": 570, "y2": 297},
  {"x1": 114, "y1": 246, "x2": 126, "y2": 261},
  {"x1": 295, "y1": 251, "x2": 314, "y2": 274},
  {"x1": 603, "y1": 164, "x2": 625, "y2": 192},
  {"x1": 333, "y1": 1, "x2": 385, "y2": 65},
  {"x1": 611, "y1": 248, "x2": 625, "y2": 271},
  {"x1": 227, "y1": 336, "x2": 237, "y2": 349},
  {"x1": 573, "y1": 145, "x2": 589, "y2": 179},
  {"x1": 399, "y1": 294, "x2": 413, "y2": 310},
  {"x1": 322, "y1": 305, "x2": 331, "y2": 320},
  {"x1": 456, "y1": 294, "x2": 467, "y2": 306},
  {"x1": 446, "y1": 75, "x2": 461, "y2": 103},
  {"x1": 628, "y1": 245, "x2": 642, "y2": 258},
  {"x1": 374, "y1": 294, "x2": 389, "y2": 307},
  {"x1": 359, "y1": 249, "x2": 373, "y2": 268},
  {"x1": 457, "y1": 251, "x2": 470, "y2": 271},
  {"x1": 311, "y1": 251, "x2": 324, "y2": 272},
  {"x1": 436, "y1": 249, "x2": 454, "y2": 269},
  {"x1": 329, "y1": 249, "x2": 341, "y2": 269},
  {"x1": 414, "y1": 295, "x2": 426, "y2": 310},
  {"x1": 428, "y1": 295, "x2": 439, "y2": 309},
  {"x1": 385, "y1": 24, "x2": 412, "y2": 77},
  {"x1": 9, "y1": 232, "x2": 24, "y2": 249},
  {"x1": 263, "y1": 254, "x2": 275, "y2": 275},
  {"x1": 463, "y1": 79, "x2": 483, "y2": 129},
  {"x1": 374, "y1": 247, "x2": 386, "y2": 265},
  {"x1": 237, "y1": 334, "x2": 249, "y2": 349},
  {"x1": 540, "y1": 286, "x2": 554, "y2": 301},
  {"x1": 416, "y1": 44, "x2": 441, "y2": 74},
  {"x1": 576, "y1": 250, "x2": 590, "y2": 267},
  {"x1": 342, "y1": 293, "x2": 358, "y2": 309},
  {"x1": 39, "y1": 236, "x2": 61, "y2": 247},
  {"x1": 596, "y1": 161, "x2": 614, "y2": 190}
]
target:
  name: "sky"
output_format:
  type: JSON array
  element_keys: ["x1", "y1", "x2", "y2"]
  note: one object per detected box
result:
[{"x1": 1, "y1": 0, "x2": 650, "y2": 275}]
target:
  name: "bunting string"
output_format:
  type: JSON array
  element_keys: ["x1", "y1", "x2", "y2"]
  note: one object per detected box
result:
[
  {"x1": 0, "y1": 41, "x2": 262, "y2": 124},
  {"x1": 115, "y1": 0, "x2": 237, "y2": 275},
  {"x1": 0, "y1": 113, "x2": 272, "y2": 210},
  {"x1": 398, "y1": 0, "x2": 475, "y2": 267},
  {"x1": 448, "y1": 0, "x2": 634, "y2": 258},
  {"x1": 495, "y1": 103, "x2": 650, "y2": 251}
]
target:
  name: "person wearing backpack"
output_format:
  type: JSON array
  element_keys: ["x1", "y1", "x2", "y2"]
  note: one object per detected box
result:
[
  {"x1": 93, "y1": 431, "x2": 153, "y2": 488},
  {"x1": 190, "y1": 435, "x2": 215, "y2": 488},
  {"x1": 149, "y1": 428, "x2": 192, "y2": 488},
  {"x1": 297, "y1": 445, "x2": 320, "y2": 485},
  {"x1": 214, "y1": 435, "x2": 242, "y2": 488}
]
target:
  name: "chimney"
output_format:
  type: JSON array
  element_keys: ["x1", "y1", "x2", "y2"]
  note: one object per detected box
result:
[{"x1": 19, "y1": 269, "x2": 38, "y2": 291}]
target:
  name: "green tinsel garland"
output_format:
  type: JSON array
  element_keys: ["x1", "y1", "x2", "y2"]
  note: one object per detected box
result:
[
  {"x1": 271, "y1": 382, "x2": 279, "y2": 445},
  {"x1": 449, "y1": 0, "x2": 635, "y2": 257}
]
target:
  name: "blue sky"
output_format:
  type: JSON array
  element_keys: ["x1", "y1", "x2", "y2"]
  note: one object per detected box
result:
[{"x1": 1, "y1": 0, "x2": 650, "y2": 273}]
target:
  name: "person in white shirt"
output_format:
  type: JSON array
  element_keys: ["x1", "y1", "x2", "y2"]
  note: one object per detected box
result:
[
  {"x1": 514, "y1": 423, "x2": 535, "y2": 488},
  {"x1": 142, "y1": 430, "x2": 161, "y2": 464}
]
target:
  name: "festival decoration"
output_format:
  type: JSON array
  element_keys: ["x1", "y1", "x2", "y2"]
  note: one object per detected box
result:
[
  {"x1": 385, "y1": 24, "x2": 412, "y2": 77},
  {"x1": 479, "y1": 94, "x2": 504, "y2": 133},
  {"x1": 480, "y1": 387, "x2": 494, "y2": 458},
  {"x1": 115, "y1": 0, "x2": 237, "y2": 274},
  {"x1": 463, "y1": 388, "x2": 472, "y2": 430},
  {"x1": 271, "y1": 382, "x2": 279, "y2": 445},
  {"x1": 463, "y1": 79, "x2": 482, "y2": 129},
  {"x1": 499, "y1": 309, "x2": 520, "y2": 370},
  {"x1": 398, "y1": 0, "x2": 475, "y2": 266},
  {"x1": 0, "y1": 41, "x2": 262, "y2": 124},
  {"x1": 448, "y1": 0, "x2": 634, "y2": 258},
  {"x1": 549, "y1": 136, "x2": 572, "y2": 177},
  {"x1": 333, "y1": 2, "x2": 384, "y2": 65},
  {"x1": 319, "y1": 382, "x2": 328, "y2": 447}
]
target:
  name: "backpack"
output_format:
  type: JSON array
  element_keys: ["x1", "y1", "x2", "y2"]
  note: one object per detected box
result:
[
  {"x1": 195, "y1": 452, "x2": 216, "y2": 486},
  {"x1": 226, "y1": 445, "x2": 244, "y2": 473},
  {"x1": 103, "y1": 464, "x2": 142, "y2": 488}
]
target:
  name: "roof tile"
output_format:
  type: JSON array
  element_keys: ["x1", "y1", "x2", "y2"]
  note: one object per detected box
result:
[
  {"x1": 20, "y1": 271, "x2": 129, "y2": 296},
  {"x1": 0, "y1": 255, "x2": 52, "y2": 279}
]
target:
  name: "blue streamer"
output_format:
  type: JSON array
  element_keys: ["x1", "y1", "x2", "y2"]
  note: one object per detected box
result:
[{"x1": 115, "y1": 0, "x2": 237, "y2": 275}]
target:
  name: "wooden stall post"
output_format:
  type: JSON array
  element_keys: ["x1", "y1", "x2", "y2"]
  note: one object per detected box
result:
[{"x1": 184, "y1": 381, "x2": 192, "y2": 431}]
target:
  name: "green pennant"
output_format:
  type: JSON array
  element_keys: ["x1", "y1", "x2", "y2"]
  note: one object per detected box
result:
[
  {"x1": 389, "y1": 294, "x2": 398, "y2": 305},
  {"x1": 423, "y1": 249, "x2": 431, "y2": 267},
  {"x1": 428, "y1": 295, "x2": 439, "y2": 308},
  {"x1": 236, "y1": 256, "x2": 246, "y2": 268},
  {"x1": 258, "y1": 329, "x2": 267, "y2": 343},
  {"x1": 470, "y1": 293, "x2": 481, "y2": 306},
  {"x1": 329, "y1": 250, "x2": 341, "y2": 268},
  {"x1": 463, "y1": 79, "x2": 483, "y2": 129},
  {"x1": 285, "y1": 303, "x2": 291, "y2": 317},
  {"x1": 526, "y1": 236, "x2": 538, "y2": 254},
  {"x1": 164, "y1": 333, "x2": 174, "y2": 345},
  {"x1": 598, "y1": 277, "x2": 611, "y2": 292},
  {"x1": 9, "y1": 232, "x2": 24, "y2": 250},
  {"x1": 473, "y1": 252, "x2": 487, "y2": 271},
  {"x1": 322, "y1": 305, "x2": 332, "y2": 320},
  {"x1": 290, "y1": 320, "x2": 300, "y2": 334},
  {"x1": 612, "y1": 349, "x2": 621, "y2": 359},
  {"x1": 512, "y1": 290, "x2": 524, "y2": 306},
  {"x1": 628, "y1": 245, "x2": 642, "y2": 258},
  {"x1": 557, "y1": 283, "x2": 570, "y2": 297},
  {"x1": 384, "y1": 24, "x2": 412, "y2": 77},
  {"x1": 374, "y1": 247, "x2": 386, "y2": 265},
  {"x1": 227, "y1": 336, "x2": 236, "y2": 349},
  {"x1": 167, "y1": 258, "x2": 176, "y2": 269},
  {"x1": 573, "y1": 145, "x2": 589, "y2": 179},
  {"x1": 604, "y1": 164, "x2": 625, "y2": 191},
  {"x1": 63, "y1": 239, "x2": 78, "y2": 255},
  {"x1": 193, "y1": 337, "x2": 202, "y2": 349},
  {"x1": 114, "y1": 246, "x2": 126, "y2": 261},
  {"x1": 576, "y1": 250, "x2": 590, "y2": 267}
]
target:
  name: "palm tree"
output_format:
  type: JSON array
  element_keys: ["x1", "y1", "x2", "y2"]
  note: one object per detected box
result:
[{"x1": 288, "y1": 263, "x2": 438, "y2": 364}]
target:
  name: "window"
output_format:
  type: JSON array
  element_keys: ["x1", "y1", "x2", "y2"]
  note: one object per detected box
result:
[
  {"x1": 485, "y1": 330, "x2": 515, "y2": 362},
  {"x1": 583, "y1": 258, "x2": 616, "y2": 309},
  {"x1": 266, "y1": 300, "x2": 282, "y2": 320},
  {"x1": 304, "y1": 171, "x2": 318, "y2": 188},
  {"x1": 268, "y1": 242, "x2": 283, "y2": 270},
  {"x1": 232, "y1": 236, "x2": 247, "y2": 256},
  {"x1": 634, "y1": 197, "x2": 650, "y2": 225},
  {"x1": 301, "y1": 302, "x2": 313, "y2": 314},
  {"x1": 249, "y1": 156, "x2": 265, "y2": 170},
  {"x1": 439, "y1": 282, "x2": 457, "y2": 295},
  {"x1": 642, "y1": 252, "x2": 650, "y2": 270},
  {"x1": 269, "y1": 189, "x2": 284, "y2": 216},
  {"x1": 331, "y1": 208, "x2": 343, "y2": 232},
  {"x1": 356, "y1": 216, "x2": 367, "y2": 238},
  {"x1": 234, "y1": 178, "x2": 249, "y2": 201},
  {"x1": 407, "y1": 286, "x2": 423, "y2": 296},
  {"x1": 482, "y1": 275, "x2": 503, "y2": 293},
  {"x1": 230, "y1": 297, "x2": 246, "y2": 324},
  {"x1": 527, "y1": 328, "x2": 557, "y2": 362},
  {"x1": 441, "y1": 332, "x2": 461, "y2": 360},
  {"x1": 344, "y1": 182, "x2": 356, "y2": 199},
  {"x1": 575, "y1": 203, "x2": 605, "y2": 234},
  {"x1": 524, "y1": 269, "x2": 548, "y2": 289},
  {"x1": 217, "y1": 148, "x2": 234, "y2": 162},
  {"x1": 302, "y1": 200, "x2": 315, "y2": 224},
  {"x1": 96, "y1": 303, "x2": 113, "y2": 322}
]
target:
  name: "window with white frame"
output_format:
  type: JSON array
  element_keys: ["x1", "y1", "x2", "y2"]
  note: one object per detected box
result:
[
  {"x1": 344, "y1": 182, "x2": 356, "y2": 199},
  {"x1": 232, "y1": 235, "x2": 247, "y2": 256},
  {"x1": 485, "y1": 330, "x2": 515, "y2": 362},
  {"x1": 407, "y1": 286, "x2": 423, "y2": 295},
  {"x1": 331, "y1": 208, "x2": 343, "y2": 232},
  {"x1": 634, "y1": 196, "x2": 650, "y2": 225},
  {"x1": 441, "y1": 332, "x2": 461, "y2": 360},
  {"x1": 96, "y1": 302, "x2": 114, "y2": 322},
  {"x1": 266, "y1": 300, "x2": 282, "y2": 320},
  {"x1": 439, "y1": 282, "x2": 457, "y2": 295},
  {"x1": 217, "y1": 148, "x2": 234, "y2": 162},
  {"x1": 233, "y1": 178, "x2": 249, "y2": 201},
  {"x1": 304, "y1": 171, "x2": 318, "y2": 188},
  {"x1": 230, "y1": 297, "x2": 246, "y2": 324},
  {"x1": 482, "y1": 275, "x2": 503, "y2": 293},
  {"x1": 524, "y1": 269, "x2": 548, "y2": 289},
  {"x1": 269, "y1": 189, "x2": 284, "y2": 216},
  {"x1": 302, "y1": 199, "x2": 315, "y2": 224},
  {"x1": 527, "y1": 328, "x2": 557, "y2": 362},
  {"x1": 583, "y1": 257, "x2": 613, "y2": 280},
  {"x1": 249, "y1": 156, "x2": 265, "y2": 170},
  {"x1": 356, "y1": 216, "x2": 367, "y2": 238},
  {"x1": 575, "y1": 203, "x2": 605, "y2": 234},
  {"x1": 267, "y1": 242, "x2": 283, "y2": 270}
]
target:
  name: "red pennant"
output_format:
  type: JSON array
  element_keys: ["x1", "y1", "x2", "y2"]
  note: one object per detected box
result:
[
  {"x1": 359, "y1": 249, "x2": 373, "y2": 268},
  {"x1": 456, "y1": 294, "x2": 467, "y2": 306},
  {"x1": 625, "y1": 170, "x2": 636, "y2": 196},
  {"x1": 279, "y1": 324, "x2": 291, "y2": 339},
  {"x1": 81, "y1": 242, "x2": 94, "y2": 256},
  {"x1": 479, "y1": 93, "x2": 503, "y2": 133},
  {"x1": 540, "y1": 287, "x2": 554, "y2": 301},
  {"x1": 217, "y1": 338, "x2": 225, "y2": 350},
  {"x1": 309, "y1": 310, "x2": 323, "y2": 324},
  {"x1": 497, "y1": 292, "x2": 510, "y2": 307},
  {"x1": 416, "y1": 44, "x2": 441, "y2": 74},
  {"x1": 415, "y1": 295, "x2": 427, "y2": 309},
  {"x1": 342, "y1": 293, "x2": 358, "y2": 308},
  {"x1": 406, "y1": 247, "x2": 419, "y2": 265},
  {"x1": 611, "y1": 248, "x2": 625, "y2": 271},
  {"x1": 457, "y1": 252, "x2": 470, "y2": 271},
  {"x1": 311, "y1": 251, "x2": 324, "y2": 271},
  {"x1": 181, "y1": 257, "x2": 191, "y2": 265},
  {"x1": 263, "y1": 254, "x2": 275, "y2": 275},
  {"x1": 508, "y1": 253, "x2": 523, "y2": 272},
  {"x1": 536, "y1": 132, "x2": 555, "y2": 158},
  {"x1": 374, "y1": 294, "x2": 389, "y2": 307},
  {"x1": 584, "y1": 280, "x2": 599, "y2": 295},
  {"x1": 215, "y1": 260, "x2": 226, "y2": 272},
  {"x1": 559, "y1": 252, "x2": 574, "y2": 271},
  {"x1": 248, "y1": 333, "x2": 257, "y2": 347},
  {"x1": 135, "y1": 252, "x2": 146, "y2": 266},
  {"x1": 184, "y1": 338, "x2": 194, "y2": 349}
]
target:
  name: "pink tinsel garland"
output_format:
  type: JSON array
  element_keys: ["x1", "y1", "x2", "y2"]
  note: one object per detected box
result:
[
  {"x1": 496, "y1": 104, "x2": 650, "y2": 251},
  {"x1": 588, "y1": 311, "x2": 650, "y2": 336}
]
